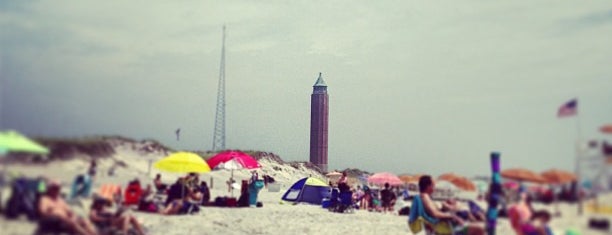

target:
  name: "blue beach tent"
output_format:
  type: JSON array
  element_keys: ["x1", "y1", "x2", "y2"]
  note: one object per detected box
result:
[{"x1": 281, "y1": 177, "x2": 331, "y2": 205}]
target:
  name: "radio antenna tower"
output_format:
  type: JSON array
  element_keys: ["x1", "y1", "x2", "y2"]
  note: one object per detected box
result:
[{"x1": 212, "y1": 25, "x2": 226, "y2": 152}]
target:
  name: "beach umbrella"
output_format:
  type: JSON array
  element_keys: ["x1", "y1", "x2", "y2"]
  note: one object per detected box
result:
[
  {"x1": 437, "y1": 173, "x2": 476, "y2": 192},
  {"x1": 435, "y1": 180, "x2": 458, "y2": 190},
  {"x1": 154, "y1": 151, "x2": 210, "y2": 199},
  {"x1": 438, "y1": 173, "x2": 459, "y2": 182},
  {"x1": 154, "y1": 152, "x2": 211, "y2": 173},
  {"x1": 367, "y1": 172, "x2": 402, "y2": 186},
  {"x1": 399, "y1": 174, "x2": 423, "y2": 184},
  {"x1": 398, "y1": 175, "x2": 413, "y2": 184},
  {"x1": 207, "y1": 150, "x2": 260, "y2": 170},
  {"x1": 326, "y1": 171, "x2": 342, "y2": 177},
  {"x1": 600, "y1": 124, "x2": 612, "y2": 134},
  {"x1": 0, "y1": 130, "x2": 49, "y2": 155},
  {"x1": 448, "y1": 177, "x2": 477, "y2": 191},
  {"x1": 206, "y1": 150, "x2": 260, "y2": 196},
  {"x1": 501, "y1": 168, "x2": 546, "y2": 183},
  {"x1": 541, "y1": 169, "x2": 576, "y2": 184}
]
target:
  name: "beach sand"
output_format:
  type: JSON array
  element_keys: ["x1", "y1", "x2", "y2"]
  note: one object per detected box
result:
[{"x1": 1, "y1": 146, "x2": 610, "y2": 235}]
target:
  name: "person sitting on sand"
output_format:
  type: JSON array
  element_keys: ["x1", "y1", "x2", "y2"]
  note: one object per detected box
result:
[
  {"x1": 89, "y1": 198, "x2": 146, "y2": 235},
  {"x1": 165, "y1": 178, "x2": 191, "y2": 206},
  {"x1": 380, "y1": 183, "x2": 397, "y2": 213},
  {"x1": 161, "y1": 192, "x2": 200, "y2": 215},
  {"x1": 509, "y1": 192, "x2": 538, "y2": 235},
  {"x1": 197, "y1": 181, "x2": 211, "y2": 205},
  {"x1": 185, "y1": 173, "x2": 199, "y2": 189},
  {"x1": 153, "y1": 174, "x2": 167, "y2": 193},
  {"x1": 237, "y1": 180, "x2": 250, "y2": 207},
  {"x1": 520, "y1": 210, "x2": 553, "y2": 235},
  {"x1": 441, "y1": 198, "x2": 480, "y2": 222},
  {"x1": 417, "y1": 175, "x2": 485, "y2": 235},
  {"x1": 338, "y1": 171, "x2": 350, "y2": 192},
  {"x1": 38, "y1": 180, "x2": 99, "y2": 235}
]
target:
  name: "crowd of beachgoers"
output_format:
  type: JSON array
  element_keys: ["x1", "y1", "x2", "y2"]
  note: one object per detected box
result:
[{"x1": 0, "y1": 149, "x2": 610, "y2": 235}]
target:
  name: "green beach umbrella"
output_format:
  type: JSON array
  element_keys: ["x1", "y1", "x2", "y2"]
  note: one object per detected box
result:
[{"x1": 0, "y1": 130, "x2": 49, "y2": 155}]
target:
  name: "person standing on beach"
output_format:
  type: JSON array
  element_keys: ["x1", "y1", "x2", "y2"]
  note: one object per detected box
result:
[
  {"x1": 338, "y1": 171, "x2": 349, "y2": 192},
  {"x1": 88, "y1": 160, "x2": 97, "y2": 178},
  {"x1": 380, "y1": 183, "x2": 397, "y2": 213}
]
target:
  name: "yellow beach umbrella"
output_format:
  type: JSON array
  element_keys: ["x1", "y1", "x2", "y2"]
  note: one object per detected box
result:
[{"x1": 154, "y1": 152, "x2": 211, "y2": 173}]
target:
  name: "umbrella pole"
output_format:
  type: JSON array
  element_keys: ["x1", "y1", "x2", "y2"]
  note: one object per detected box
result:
[{"x1": 231, "y1": 169, "x2": 234, "y2": 197}]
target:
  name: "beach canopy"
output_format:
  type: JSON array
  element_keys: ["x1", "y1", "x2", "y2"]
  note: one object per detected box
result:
[
  {"x1": 0, "y1": 130, "x2": 49, "y2": 155},
  {"x1": 281, "y1": 177, "x2": 330, "y2": 205},
  {"x1": 154, "y1": 152, "x2": 211, "y2": 173},
  {"x1": 367, "y1": 172, "x2": 403, "y2": 186},
  {"x1": 541, "y1": 169, "x2": 576, "y2": 184},
  {"x1": 501, "y1": 168, "x2": 546, "y2": 183}
]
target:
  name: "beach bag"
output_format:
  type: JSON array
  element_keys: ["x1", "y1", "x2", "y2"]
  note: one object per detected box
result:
[
  {"x1": 214, "y1": 197, "x2": 227, "y2": 207},
  {"x1": 226, "y1": 197, "x2": 237, "y2": 207},
  {"x1": 589, "y1": 218, "x2": 610, "y2": 230},
  {"x1": 5, "y1": 177, "x2": 40, "y2": 220},
  {"x1": 398, "y1": 206, "x2": 410, "y2": 216}
]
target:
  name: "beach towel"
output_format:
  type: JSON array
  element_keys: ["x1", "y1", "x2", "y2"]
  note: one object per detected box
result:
[{"x1": 98, "y1": 184, "x2": 122, "y2": 204}]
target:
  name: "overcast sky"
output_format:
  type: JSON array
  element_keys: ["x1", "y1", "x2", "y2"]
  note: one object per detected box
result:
[{"x1": 1, "y1": 1, "x2": 612, "y2": 177}]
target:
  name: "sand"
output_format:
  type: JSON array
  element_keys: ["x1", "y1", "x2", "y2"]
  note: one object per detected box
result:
[{"x1": 1, "y1": 145, "x2": 610, "y2": 235}]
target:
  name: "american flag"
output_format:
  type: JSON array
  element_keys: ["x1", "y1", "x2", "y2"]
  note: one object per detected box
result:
[{"x1": 557, "y1": 99, "x2": 577, "y2": 117}]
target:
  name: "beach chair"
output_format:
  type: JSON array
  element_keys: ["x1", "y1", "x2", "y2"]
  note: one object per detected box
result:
[
  {"x1": 327, "y1": 188, "x2": 339, "y2": 212},
  {"x1": 335, "y1": 191, "x2": 355, "y2": 213},
  {"x1": 98, "y1": 184, "x2": 122, "y2": 205},
  {"x1": 123, "y1": 181, "x2": 143, "y2": 206},
  {"x1": 408, "y1": 196, "x2": 455, "y2": 235}
]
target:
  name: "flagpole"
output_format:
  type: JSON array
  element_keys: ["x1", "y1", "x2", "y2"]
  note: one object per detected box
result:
[{"x1": 574, "y1": 102, "x2": 583, "y2": 215}]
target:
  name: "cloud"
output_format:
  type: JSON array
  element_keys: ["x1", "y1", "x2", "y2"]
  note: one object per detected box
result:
[{"x1": 1, "y1": 1, "x2": 612, "y2": 176}]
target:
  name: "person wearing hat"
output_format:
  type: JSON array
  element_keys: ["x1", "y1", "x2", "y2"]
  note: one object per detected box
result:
[{"x1": 38, "y1": 180, "x2": 98, "y2": 235}]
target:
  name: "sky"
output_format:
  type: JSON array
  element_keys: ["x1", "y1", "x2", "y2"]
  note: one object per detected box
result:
[{"x1": 1, "y1": 1, "x2": 612, "y2": 177}]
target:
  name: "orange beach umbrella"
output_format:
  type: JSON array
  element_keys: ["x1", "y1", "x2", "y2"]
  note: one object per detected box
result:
[
  {"x1": 541, "y1": 169, "x2": 576, "y2": 184},
  {"x1": 399, "y1": 174, "x2": 422, "y2": 184},
  {"x1": 438, "y1": 173, "x2": 476, "y2": 191},
  {"x1": 600, "y1": 124, "x2": 612, "y2": 134},
  {"x1": 501, "y1": 168, "x2": 546, "y2": 183},
  {"x1": 438, "y1": 173, "x2": 459, "y2": 182}
]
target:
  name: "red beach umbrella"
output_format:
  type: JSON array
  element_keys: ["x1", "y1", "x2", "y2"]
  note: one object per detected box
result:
[{"x1": 206, "y1": 150, "x2": 260, "y2": 170}]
